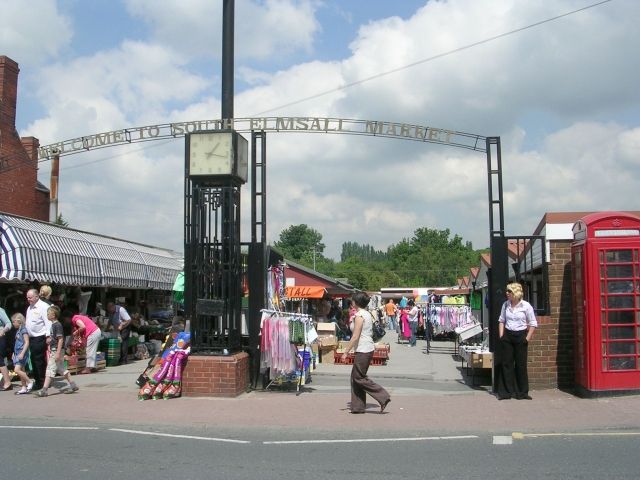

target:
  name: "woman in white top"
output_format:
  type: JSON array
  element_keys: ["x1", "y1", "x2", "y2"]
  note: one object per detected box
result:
[
  {"x1": 498, "y1": 282, "x2": 537, "y2": 400},
  {"x1": 407, "y1": 299, "x2": 419, "y2": 347},
  {"x1": 341, "y1": 292, "x2": 391, "y2": 414}
]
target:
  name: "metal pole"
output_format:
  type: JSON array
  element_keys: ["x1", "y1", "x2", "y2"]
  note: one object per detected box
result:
[
  {"x1": 486, "y1": 136, "x2": 508, "y2": 394},
  {"x1": 49, "y1": 153, "x2": 60, "y2": 221},
  {"x1": 221, "y1": 0, "x2": 234, "y2": 121}
]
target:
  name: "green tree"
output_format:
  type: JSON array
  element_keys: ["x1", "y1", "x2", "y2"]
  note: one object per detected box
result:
[
  {"x1": 273, "y1": 224, "x2": 325, "y2": 262},
  {"x1": 272, "y1": 225, "x2": 483, "y2": 291},
  {"x1": 340, "y1": 241, "x2": 386, "y2": 262}
]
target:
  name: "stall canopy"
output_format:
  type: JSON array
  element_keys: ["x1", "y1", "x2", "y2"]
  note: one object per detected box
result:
[
  {"x1": 0, "y1": 213, "x2": 183, "y2": 290},
  {"x1": 285, "y1": 285, "x2": 326, "y2": 299}
]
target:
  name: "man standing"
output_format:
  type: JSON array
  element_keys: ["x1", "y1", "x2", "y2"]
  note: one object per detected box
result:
[
  {"x1": 384, "y1": 299, "x2": 398, "y2": 332},
  {"x1": 107, "y1": 301, "x2": 132, "y2": 365},
  {"x1": 25, "y1": 289, "x2": 51, "y2": 390}
]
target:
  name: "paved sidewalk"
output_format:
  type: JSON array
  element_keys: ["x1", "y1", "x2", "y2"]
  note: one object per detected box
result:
[{"x1": 1, "y1": 331, "x2": 640, "y2": 435}]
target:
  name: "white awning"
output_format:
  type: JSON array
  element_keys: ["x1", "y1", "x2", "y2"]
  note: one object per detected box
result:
[{"x1": 0, "y1": 213, "x2": 182, "y2": 290}]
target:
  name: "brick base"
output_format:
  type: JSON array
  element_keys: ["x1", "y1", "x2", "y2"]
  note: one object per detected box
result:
[{"x1": 182, "y1": 352, "x2": 250, "y2": 397}]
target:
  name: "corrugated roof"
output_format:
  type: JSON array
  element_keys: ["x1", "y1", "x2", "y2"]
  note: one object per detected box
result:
[{"x1": 0, "y1": 212, "x2": 182, "y2": 289}]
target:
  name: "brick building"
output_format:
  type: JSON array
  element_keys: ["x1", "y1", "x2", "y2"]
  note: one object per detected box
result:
[
  {"x1": 513, "y1": 211, "x2": 640, "y2": 390},
  {"x1": 469, "y1": 211, "x2": 640, "y2": 391},
  {"x1": 0, "y1": 55, "x2": 49, "y2": 221}
]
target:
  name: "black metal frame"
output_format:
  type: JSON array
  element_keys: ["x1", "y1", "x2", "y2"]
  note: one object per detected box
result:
[
  {"x1": 184, "y1": 178, "x2": 243, "y2": 355},
  {"x1": 486, "y1": 137, "x2": 508, "y2": 354},
  {"x1": 247, "y1": 130, "x2": 270, "y2": 386}
]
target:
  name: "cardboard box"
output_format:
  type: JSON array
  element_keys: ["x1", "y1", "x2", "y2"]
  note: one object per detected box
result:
[
  {"x1": 319, "y1": 346, "x2": 336, "y2": 364},
  {"x1": 470, "y1": 352, "x2": 493, "y2": 369},
  {"x1": 317, "y1": 322, "x2": 336, "y2": 335},
  {"x1": 317, "y1": 322, "x2": 338, "y2": 347},
  {"x1": 319, "y1": 334, "x2": 338, "y2": 347}
]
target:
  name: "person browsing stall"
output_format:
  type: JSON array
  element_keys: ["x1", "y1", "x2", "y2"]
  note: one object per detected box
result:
[
  {"x1": 107, "y1": 302, "x2": 132, "y2": 365},
  {"x1": 406, "y1": 300, "x2": 419, "y2": 347},
  {"x1": 62, "y1": 311, "x2": 101, "y2": 374},
  {"x1": 384, "y1": 299, "x2": 398, "y2": 332},
  {"x1": 341, "y1": 292, "x2": 391, "y2": 414}
]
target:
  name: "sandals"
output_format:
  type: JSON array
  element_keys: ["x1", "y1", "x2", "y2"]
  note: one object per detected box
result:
[
  {"x1": 15, "y1": 387, "x2": 28, "y2": 395},
  {"x1": 0, "y1": 384, "x2": 12, "y2": 391}
]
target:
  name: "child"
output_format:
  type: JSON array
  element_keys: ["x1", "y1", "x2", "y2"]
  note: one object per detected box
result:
[
  {"x1": 35, "y1": 305, "x2": 79, "y2": 397},
  {"x1": 11, "y1": 313, "x2": 33, "y2": 395}
]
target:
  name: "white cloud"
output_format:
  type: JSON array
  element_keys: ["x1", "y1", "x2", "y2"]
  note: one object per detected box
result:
[
  {"x1": 0, "y1": 0, "x2": 72, "y2": 66},
  {"x1": 124, "y1": 0, "x2": 321, "y2": 61},
  {"x1": 8, "y1": 0, "x2": 639, "y2": 261},
  {"x1": 24, "y1": 41, "x2": 210, "y2": 142}
]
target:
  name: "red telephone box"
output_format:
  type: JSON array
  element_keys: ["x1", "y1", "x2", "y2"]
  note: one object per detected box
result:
[{"x1": 572, "y1": 212, "x2": 640, "y2": 394}]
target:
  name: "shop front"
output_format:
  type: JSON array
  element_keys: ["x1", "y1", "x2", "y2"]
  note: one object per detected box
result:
[{"x1": 0, "y1": 212, "x2": 183, "y2": 365}]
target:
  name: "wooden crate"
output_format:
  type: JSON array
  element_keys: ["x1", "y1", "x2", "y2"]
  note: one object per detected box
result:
[
  {"x1": 65, "y1": 355, "x2": 107, "y2": 375},
  {"x1": 333, "y1": 351, "x2": 387, "y2": 365}
]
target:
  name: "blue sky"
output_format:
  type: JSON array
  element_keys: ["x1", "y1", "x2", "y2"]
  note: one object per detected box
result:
[{"x1": 2, "y1": 0, "x2": 639, "y2": 260}]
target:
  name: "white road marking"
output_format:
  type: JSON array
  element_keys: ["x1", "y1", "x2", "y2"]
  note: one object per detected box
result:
[
  {"x1": 0, "y1": 426, "x2": 99, "y2": 430},
  {"x1": 514, "y1": 431, "x2": 640, "y2": 439},
  {"x1": 263, "y1": 435, "x2": 478, "y2": 445},
  {"x1": 493, "y1": 436, "x2": 513, "y2": 445},
  {"x1": 109, "y1": 428, "x2": 250, "y2": 444}
]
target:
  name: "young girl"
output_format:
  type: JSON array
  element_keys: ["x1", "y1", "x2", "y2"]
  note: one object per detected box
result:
[{"x1": 11, "y1": 313, "x2": 33, "y2": 395}]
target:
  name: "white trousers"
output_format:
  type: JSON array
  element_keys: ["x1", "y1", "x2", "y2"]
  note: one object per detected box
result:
[{"x1": 85, "y1": 329, "x2": 102, "y2": 368}]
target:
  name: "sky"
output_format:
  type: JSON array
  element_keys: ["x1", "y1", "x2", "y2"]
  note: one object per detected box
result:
[{"x1": 2, "y1": 0, "x2": 639, "y2": 260}]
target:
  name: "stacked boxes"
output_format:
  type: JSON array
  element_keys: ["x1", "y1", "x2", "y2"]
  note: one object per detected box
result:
[
  {"x1": 316, "y1": 322, "x2": 338, "y2": 363},
  {"x1": 99, "y1": 338, "x2": 121, "y2": 366}
]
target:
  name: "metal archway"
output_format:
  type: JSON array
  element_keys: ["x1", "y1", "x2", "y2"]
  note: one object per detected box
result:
[{"x1": 39, "y1": 116, "x2": 508, "y2": 389}]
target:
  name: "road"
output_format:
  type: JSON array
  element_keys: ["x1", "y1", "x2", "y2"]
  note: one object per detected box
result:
[
  {"x1": 2, "y1": 334, "x2": 640, "y2": 478},
  {"x1": 2, "y1": 418, "x2": 639, "y2": 479}
]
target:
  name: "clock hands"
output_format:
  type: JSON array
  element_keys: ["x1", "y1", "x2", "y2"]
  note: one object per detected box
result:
[{"x1": 204, "y1": 143, "x2": 227, "y2": 159}]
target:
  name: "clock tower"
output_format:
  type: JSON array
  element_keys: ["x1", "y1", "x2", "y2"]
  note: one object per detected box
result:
[{"x1": 184, "y1": 128, "x2": 248, "y2": 355}]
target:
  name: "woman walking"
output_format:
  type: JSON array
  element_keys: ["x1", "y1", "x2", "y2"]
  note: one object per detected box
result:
[{"x1": 341, "y1": 292, "x2": 391, "y2": 414}]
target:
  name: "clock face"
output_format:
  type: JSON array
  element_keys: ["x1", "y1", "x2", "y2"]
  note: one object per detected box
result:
[{"x1": 189, "y1": 132, "x2": 233, "y2": 176}]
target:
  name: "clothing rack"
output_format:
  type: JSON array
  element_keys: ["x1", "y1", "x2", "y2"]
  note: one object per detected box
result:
[
  {"x1": 259, "y1": 310, "x2": 314, "y2": 393},
  {"x1": 425, "y1": 304, "x2": 472, "y2": 355}
]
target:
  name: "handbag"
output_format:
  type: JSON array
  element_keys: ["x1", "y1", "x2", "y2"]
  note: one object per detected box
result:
[{"x1": 372, "y1": 319, "x2": 386, "y2": 342}]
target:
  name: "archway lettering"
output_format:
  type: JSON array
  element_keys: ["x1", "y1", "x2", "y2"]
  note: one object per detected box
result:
[{"x1": 37, "y1": 117, "x2": 486, "y2": 160}]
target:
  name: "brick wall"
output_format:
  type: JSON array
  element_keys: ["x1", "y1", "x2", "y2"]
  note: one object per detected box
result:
[
  {"x1": 182, "y1": 353, "x2": 250, "y2": 397},
  {"x1": 0, "y1": 56, "x2": 49, "y2": 221},
  {"x1": 528, "y1": 240, "x2": 575, "y2": 389}
]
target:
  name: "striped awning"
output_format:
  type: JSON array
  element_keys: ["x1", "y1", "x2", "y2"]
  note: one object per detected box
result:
[{"x1": 0, "y1": 213, "x2": 182, "y2": 290}]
